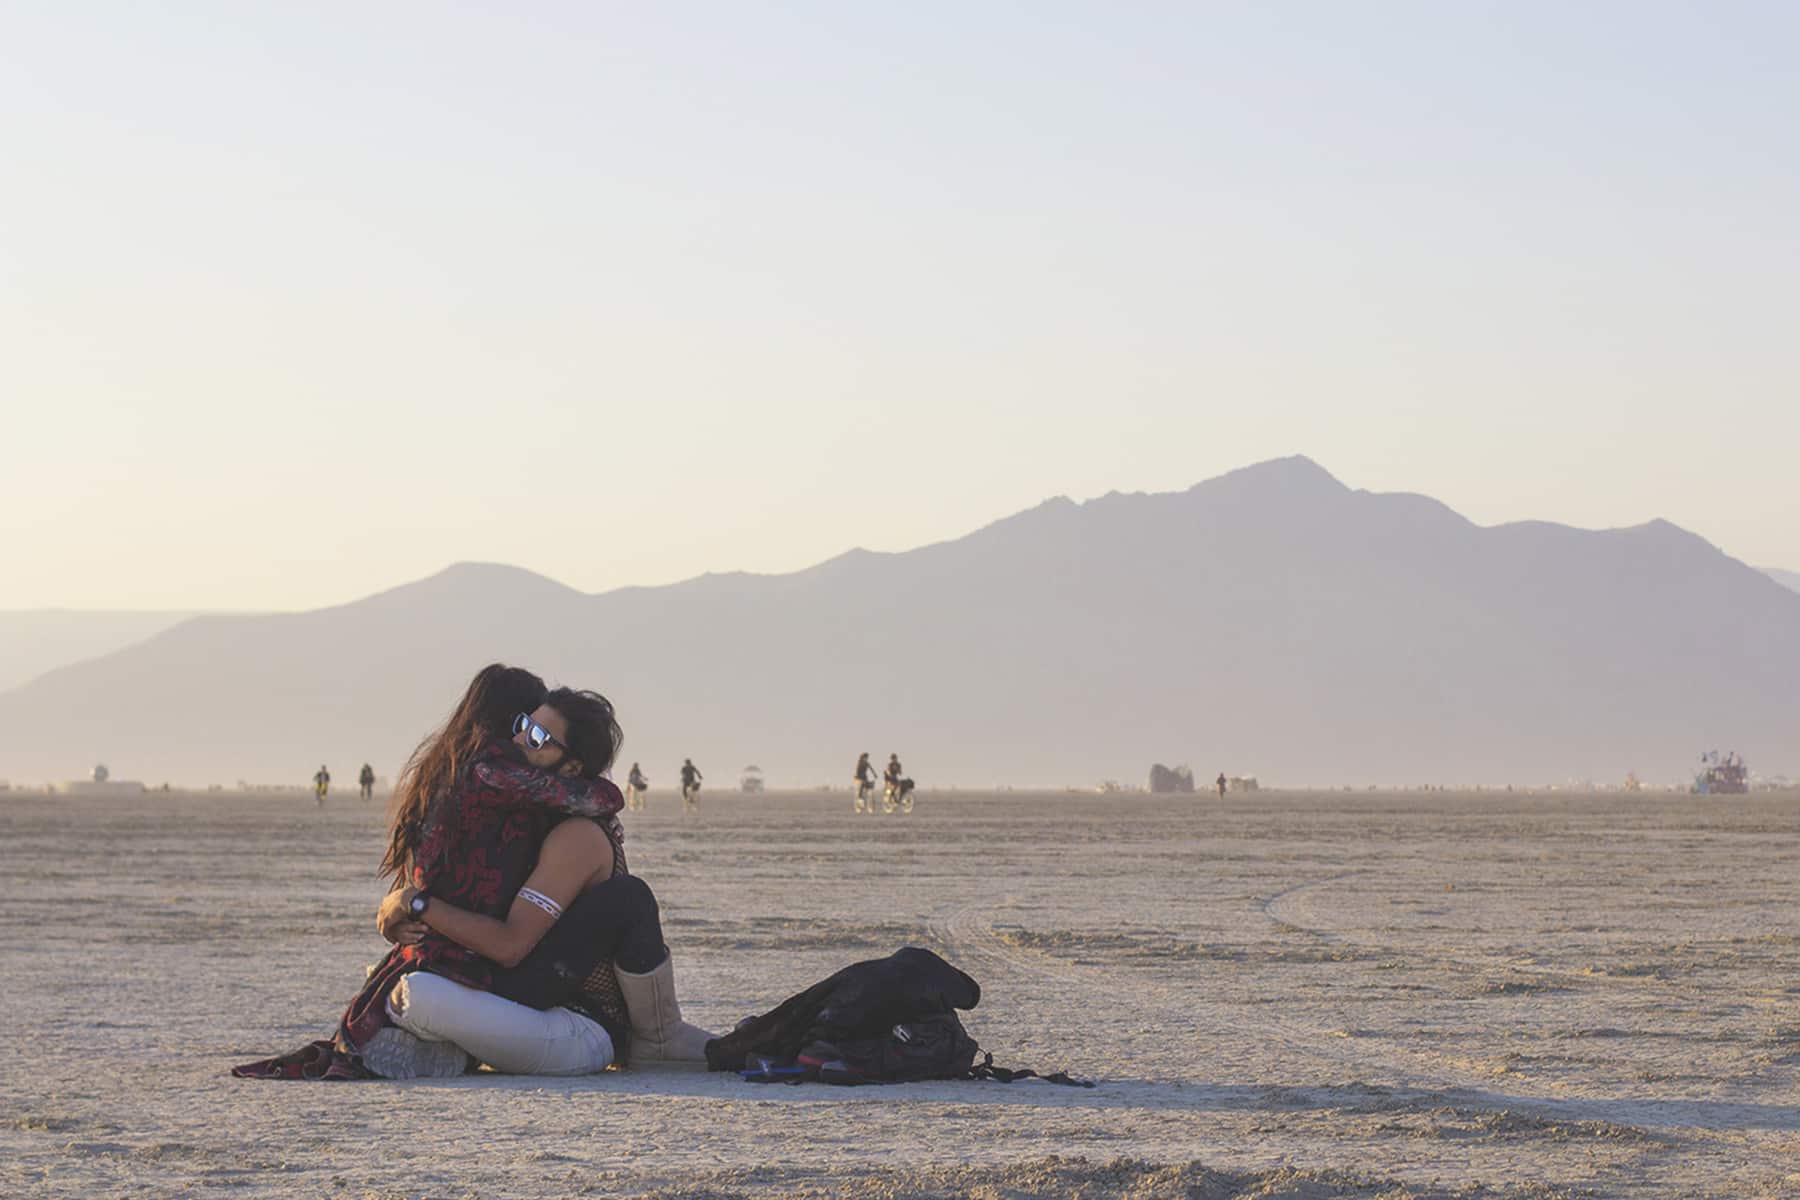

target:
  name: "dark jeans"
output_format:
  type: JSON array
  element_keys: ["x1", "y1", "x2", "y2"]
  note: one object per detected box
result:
[{"x1": 491, "y1": 873, "x2": 667, "y2": 1011}]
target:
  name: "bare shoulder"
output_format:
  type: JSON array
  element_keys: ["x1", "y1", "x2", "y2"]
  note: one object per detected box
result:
[
  {"x1": 538, "y1": 814, "x2": 615, "y2": 886},
  {"x1": 543, "y1": 816, "x2": 610, "y2": 853}
]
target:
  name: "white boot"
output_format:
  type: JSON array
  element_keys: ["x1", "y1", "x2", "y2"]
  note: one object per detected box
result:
[{"x1": 614, "y1": 953, "x2": 715, "y2": 1067}]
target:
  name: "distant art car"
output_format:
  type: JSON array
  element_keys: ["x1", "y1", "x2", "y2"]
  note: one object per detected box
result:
[
  {"x1": 740, "y1": 765, "x2": 766, "y2": 794},
  {"x1": 1148, "y1": 764, "x2": 1195, "y2": 793},
  {"x1": 1692, "y1": 751, "x2": 1748, "y2": 795}
]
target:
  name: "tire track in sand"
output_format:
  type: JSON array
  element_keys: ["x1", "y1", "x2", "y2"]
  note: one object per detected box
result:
[
  {"x1": 927, "y1": 892, "x2": 1458, "y2": 1088},
  {"x1": 1260, "y1": 869, "x2": 1717, "y2": 997},
  {"x1": 933, "y1": 879, "x2": 1622, "y2": 1095}
]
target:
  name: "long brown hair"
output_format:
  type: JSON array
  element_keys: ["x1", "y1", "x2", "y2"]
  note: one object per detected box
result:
[{"x1": 380, "y1": 663, "x2": 547, "y2": 886}]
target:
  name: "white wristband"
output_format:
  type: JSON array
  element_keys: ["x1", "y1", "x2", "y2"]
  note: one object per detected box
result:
[{"x1": 516, "y1": 887, "x2": 563, "y2": 919}]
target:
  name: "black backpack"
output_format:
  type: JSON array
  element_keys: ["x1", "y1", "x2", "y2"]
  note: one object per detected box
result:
[
  {"x1": 708, "y1": 947, "x2": 1091, "y2": 1088},
  {"x1": 801, "y1": 1010, "x2": 980, "y2": 1084}
]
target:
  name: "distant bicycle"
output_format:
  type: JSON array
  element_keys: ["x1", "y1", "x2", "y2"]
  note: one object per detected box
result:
[
  {"x1": 881, "y1": 778, "x2": 916, "y2": 814},
  {"x1": 853, "y1": 777, "x2": 876, "y2": 813}
]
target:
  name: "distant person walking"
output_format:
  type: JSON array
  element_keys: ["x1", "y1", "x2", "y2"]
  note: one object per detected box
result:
[
  {"x1": 358, "y1": 763, "x2": 375, "y2": 803},
  {"x1": 852, "y1": 752, "x2": 875, "y2": 813},
  {"x1": 1216, "y1": 772, "x2": 1227, "y2": 799},
  {"x1": 626, "y1": 762, "x2": 649, "y2": 811},
  {"x1": 314, "y1": 764, "x2": 331, "y2": 806},
  {"x1": 679, "y1": 758, "x2": 702, "y2": 814}
]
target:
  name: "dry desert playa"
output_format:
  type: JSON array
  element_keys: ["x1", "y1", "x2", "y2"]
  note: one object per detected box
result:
[{"x1": 3, "y1": 787, "x2": 1797, "y2": 1198}]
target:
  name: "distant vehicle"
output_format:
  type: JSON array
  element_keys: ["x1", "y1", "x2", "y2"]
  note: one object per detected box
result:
[
  {"x1": 740, "y1": 765, "x2": 765, "y2": 794},
  {"x1": 93, "y1": 763, "x2": 110, "y2": 783},
  {"x1": 1692, "y1": 750, "x2": 1748, "y2": 795},
  {"x1": 882, "y1": 777, "x2": 915, "y2": 814}
]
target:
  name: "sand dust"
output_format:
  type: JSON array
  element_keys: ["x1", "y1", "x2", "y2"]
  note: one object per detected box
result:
[{"x1": 3, "y1": 787, "x2": 1796, "y2": 1198}]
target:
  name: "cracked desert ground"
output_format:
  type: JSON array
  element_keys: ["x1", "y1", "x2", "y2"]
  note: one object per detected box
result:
[{"x1": 3, "y1": 787, "x2": 1796, "y2": 1199}]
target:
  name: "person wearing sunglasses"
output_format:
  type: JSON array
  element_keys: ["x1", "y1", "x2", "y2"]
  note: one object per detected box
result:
[
  {"x1": 371, "y1": 695, "x2": 715, "y2": 1073},
  {"x1": 233, "y1": 667, "x2": 633, "y2": 1080},
  {"x1": 512, "y1": 706, "x2": 576, "y2": 763}
]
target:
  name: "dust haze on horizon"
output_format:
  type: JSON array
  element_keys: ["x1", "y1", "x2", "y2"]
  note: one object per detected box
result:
[{"x1": 4, "y1": 3, "x2": 1797, "y2": 613}]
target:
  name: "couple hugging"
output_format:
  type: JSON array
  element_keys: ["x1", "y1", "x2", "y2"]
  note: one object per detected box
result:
[{"x1": 233, "y1": 663, "x2": 714, "y2": 1081}]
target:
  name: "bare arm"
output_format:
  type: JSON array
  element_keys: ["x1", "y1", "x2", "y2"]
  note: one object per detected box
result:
[{"x1": 391, "y1": 818, "x2": 615, "y2": 967}]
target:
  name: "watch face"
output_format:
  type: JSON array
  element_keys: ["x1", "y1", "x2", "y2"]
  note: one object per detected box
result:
[{"x1": 410, "y1": 894, "x2": 428, "y2": 918}]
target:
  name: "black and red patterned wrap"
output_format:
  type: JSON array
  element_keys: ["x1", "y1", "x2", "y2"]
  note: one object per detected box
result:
[{"x1": 231, "y1": 740, "x2": 626, "y2": 1080}]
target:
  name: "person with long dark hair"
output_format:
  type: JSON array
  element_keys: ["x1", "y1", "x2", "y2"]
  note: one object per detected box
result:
[
  {"x1": 232, "y1": 666, "x2": 632, "y2": 1080},
  {"x1": 370, "y1": 689, "x2": 713, "y2": 1073}
]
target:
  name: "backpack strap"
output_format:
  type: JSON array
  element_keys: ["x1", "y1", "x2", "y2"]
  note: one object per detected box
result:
[{"x1": 968, "y1": 1051, "x2": 1094, "y2": 1088}]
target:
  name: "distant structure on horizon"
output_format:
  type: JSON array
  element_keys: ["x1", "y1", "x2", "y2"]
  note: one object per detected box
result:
[
  {"x1": 1692, "y1": 751, "x2": 1749, "y2": 795},
  {"x1": 1148, "y1": 763, "x2": 1195, "y2": 793},
  {"x1": 63, "y1": 763, "x2": 146, "y2": 796}
]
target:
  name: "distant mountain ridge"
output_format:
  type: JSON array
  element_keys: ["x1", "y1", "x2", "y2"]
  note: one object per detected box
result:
[
  {"x1": 0, "y1": 611, "x2": 199, "y2": 694},
  {"x1": 1765, "y1": 567, "x2": 1800, "y2": 595},
  {"x1": 3, "y1": 456, "x2": 1796, "y2": 787}
]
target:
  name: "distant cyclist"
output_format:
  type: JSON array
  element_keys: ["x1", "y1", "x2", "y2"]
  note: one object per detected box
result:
[
  {"x1": 1216, "y1": 772, "x2": 1227, "y2": 799},
  {"x1": 852, "y1": 752, "x2": 875, "y2": 813},
  {"x1": 883, "y1": 753, "x2": 914, "y2": 812},
  {"x1": 313, "y1": 764, "x2": 331, "y2": 806},
  {"x1": 358, "y1": 763, "x2": 375, "y2": 803},
  {"x1": 679, "y1": 758, "x2": 702, "y2": 814},
  {"x1": 626, "y1": 762, "x2": 649, "y2": 811}
]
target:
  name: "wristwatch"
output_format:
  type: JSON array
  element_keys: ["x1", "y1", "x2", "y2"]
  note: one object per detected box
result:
[{"x1": 408, "y1": 891, "x2": 431, "y2": 920}]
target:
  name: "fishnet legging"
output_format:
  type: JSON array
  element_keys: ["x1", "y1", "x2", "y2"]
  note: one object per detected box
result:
[
  {"x1": 574, "y1": 819, "x2": 633, "y2": 1062},
  {"x1": 578, "y1": 961, "x2": 632, "y2": 1062}
]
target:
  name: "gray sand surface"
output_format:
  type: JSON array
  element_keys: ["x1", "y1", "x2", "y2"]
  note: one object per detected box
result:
[{"x1": 3, "y1": 787, "x2": 1796, "y2": 1198}]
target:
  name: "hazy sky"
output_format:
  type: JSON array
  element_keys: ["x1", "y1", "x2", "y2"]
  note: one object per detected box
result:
[{"x1": 5, "y1": 2, "x2": 1796, "y2": 611}]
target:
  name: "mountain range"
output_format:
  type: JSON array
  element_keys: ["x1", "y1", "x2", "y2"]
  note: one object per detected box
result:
[
  {"x1": 0, "y1": 611, "x2": 196, "y2": 695},
  {"x1": 3, "y1": 457, "x2": 1795, "y2": 787}
]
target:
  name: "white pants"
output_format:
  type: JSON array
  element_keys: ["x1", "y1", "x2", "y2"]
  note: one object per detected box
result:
[{"x1": 386, "y1": 971, "x2": 614, "y2": 1075}]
